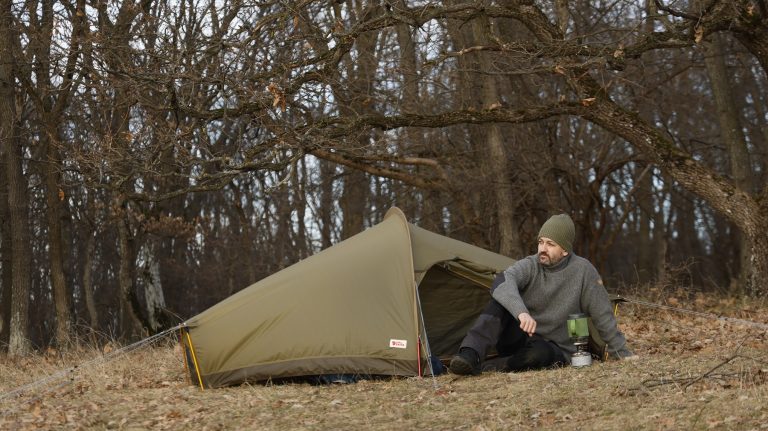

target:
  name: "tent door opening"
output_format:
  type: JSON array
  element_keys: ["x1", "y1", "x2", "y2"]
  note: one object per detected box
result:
[{"x1": 417, "y1": 264, "x2": 494, "y2": 362}]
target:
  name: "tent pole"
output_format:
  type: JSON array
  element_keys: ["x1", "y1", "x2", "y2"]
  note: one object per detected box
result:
[
  {"x1": 183, "y1": 327, "x2": 206, "y2": 390},
  {"x1": 415, "y1": 287, "x2": 438, "y2": 389},
  {"x1": 607, "y1": 302, "x2": 621, "y2": 361},
  {"x1": 417, "y1": 335, "x2": 422, "y2": 377}
]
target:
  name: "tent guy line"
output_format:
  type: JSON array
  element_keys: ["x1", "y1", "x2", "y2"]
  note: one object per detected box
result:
[
  {"x1": 622, "y1": 297, "x2": 768, "y2": 331},
  {"x1": 0, "y1": 324, "x2": 183, "y2": 404}
]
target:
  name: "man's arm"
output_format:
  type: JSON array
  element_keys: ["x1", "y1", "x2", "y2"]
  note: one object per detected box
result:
[
  {"x1": 582, "y1": 274, "x2": 634, "y2": 358},
  {"x1": 491, "y1": 258, "x2": 535, "y2": 330}
]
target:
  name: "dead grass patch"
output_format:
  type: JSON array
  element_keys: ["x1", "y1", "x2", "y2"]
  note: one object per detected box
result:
[{"x1": 1, "y1": 294, "x2": 767, "y2": 430}]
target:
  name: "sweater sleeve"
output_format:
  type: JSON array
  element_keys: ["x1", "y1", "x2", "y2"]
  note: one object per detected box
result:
[
  {"x1": 581, "y1": 270, "x2": 633, "y2": 358},
  {"x1": 491, "y1": 257, "x2": 535, "y2": 319}
]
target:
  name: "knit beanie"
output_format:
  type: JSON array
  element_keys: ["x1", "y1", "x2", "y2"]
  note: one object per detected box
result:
[{"x1": 537, "y1": 214, "x2": 575, "y2": 253}]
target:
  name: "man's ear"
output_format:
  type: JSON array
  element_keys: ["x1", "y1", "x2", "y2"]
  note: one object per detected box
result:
[{"x1": 563, "y1": 250, "x2": 569, "y2": 256}]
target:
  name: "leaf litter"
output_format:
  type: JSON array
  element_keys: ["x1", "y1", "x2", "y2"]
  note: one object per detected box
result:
[{"x1": 1, "y1": 292, "x2": 767, "y2": 430}]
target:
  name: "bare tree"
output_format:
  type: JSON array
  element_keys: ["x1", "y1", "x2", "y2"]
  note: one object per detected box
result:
[
  {"x1": 702, "y1": 33, "x2": 754, "y2": 293},
  {"x1": 0, "y1": 132, "x2": 10, "y2": 347},
  {"x1": 1, "y1": 0, "x2": 33, "y2": 354}
]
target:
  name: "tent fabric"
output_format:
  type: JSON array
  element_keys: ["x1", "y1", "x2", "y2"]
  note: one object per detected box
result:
[{"x1": 183, "y1": 207, "x2": 515, "y2": 388}]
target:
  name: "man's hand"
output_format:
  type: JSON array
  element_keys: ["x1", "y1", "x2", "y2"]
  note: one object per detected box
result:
[{"x1": 518, "y1": 313, "x2": 537, "y2": 336}]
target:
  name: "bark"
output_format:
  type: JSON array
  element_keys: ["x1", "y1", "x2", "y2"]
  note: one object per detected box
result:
[
  {"x1": 702, "y1": 33, "x2": 754, "y2": 293},
  {"x1": 293, "y1": 159, "x2": 310, "y2": 259},
  {"x1": 0, "y1": 143, "x2": 10, "y2": 348},
  {"x1": 395, "y1": 1, "x2": 431, "y2": 226},
  {"x1": 340, "y1": 169, "x2": 368, "y2": 239},
  {"x1": 319, "y1": 160, "x2": 336, "y2": 249},
  {"x1": 273, "y1": 185, "x2": 295, "y2": 267},
  {"x1": 338, "y1": 1, "x2": 379, "y2": 239},
  {"x1": 634, "y1": 0, "x2": 662, "y2": 284},
  {"x1": 635, "y1": 165, "x2": 655, "y2": 283},
  {"x1": 37, "y1": 0, "x2": 86, "y2": 346},
  {"x1": 141, "y1": 238, "x2": 167, "y2": 332},
  {"x1": 743, "y1": 71, "x2": 768, "y2": 188},
  {"x1": 554, "y1": 0, "x2": 570, "y2": 34},
  {"x1": 1, "y1": 0, "x2": 32, "y2": 355},
  {"x1": 653, "y1": 175, "x2": 670, "y2": 284},
  {"x1": 231, "y1": 187, "x2": 258, "y2": 283},
  {"x1": 4, "y1": 121, "x2": 32, "y2": 355},
  {"x1": 43, "y1": 139, "x2": 71, "y2": 346},
  {"x1": 442, "y1": 3, "x2": 521, "y2": 254},
  {"x1": 115, "y1": 199, "x2": 144, "y2": 339},
  {"x1": 82, "y1": 230, "x2": 98, "y2": 328}
]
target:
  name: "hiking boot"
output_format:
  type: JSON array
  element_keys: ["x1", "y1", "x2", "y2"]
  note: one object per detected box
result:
[{"x1": 449, "y1": 348, "x2": 481, "y2": 375}]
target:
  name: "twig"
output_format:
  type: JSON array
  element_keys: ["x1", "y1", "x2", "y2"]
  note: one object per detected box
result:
[{"x1": 683, "y1": 352, "x2": 742, "y2": 391}]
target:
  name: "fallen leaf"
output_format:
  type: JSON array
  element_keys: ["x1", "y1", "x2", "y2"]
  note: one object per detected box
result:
[{"x1": 695, "y1": 26, "x2": 704, "y2": 43}]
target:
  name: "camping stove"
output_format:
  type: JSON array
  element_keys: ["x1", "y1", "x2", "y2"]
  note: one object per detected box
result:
[{"x1": 567, "y1": 313, "x2": 592, "y2": 367}]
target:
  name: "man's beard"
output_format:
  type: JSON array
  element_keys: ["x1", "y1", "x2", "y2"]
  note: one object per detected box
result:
[{"x1": 539, "y1": 253, "x2": 563, "y2": 267}]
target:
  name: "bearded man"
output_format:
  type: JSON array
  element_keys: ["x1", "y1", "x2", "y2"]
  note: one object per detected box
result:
[{"x1": 449, "y1": 214, "x2": 635, "y2": 375}]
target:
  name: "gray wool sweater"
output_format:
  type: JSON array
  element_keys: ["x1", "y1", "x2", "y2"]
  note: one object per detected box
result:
[{"x1": 492, "y1": 253, "x2": 632, "y2": 358}]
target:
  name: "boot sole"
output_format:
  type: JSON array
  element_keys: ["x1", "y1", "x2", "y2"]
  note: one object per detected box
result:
[{"x1": 449, "y1": 356, "x2": 479, "y2": 375}]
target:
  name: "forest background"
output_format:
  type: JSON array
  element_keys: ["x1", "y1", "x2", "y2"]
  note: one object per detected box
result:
[{"x1": 1, "y1": 0, "x2": 767, "y2": 355}]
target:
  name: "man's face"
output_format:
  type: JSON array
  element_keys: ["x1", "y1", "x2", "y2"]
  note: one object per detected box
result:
[{"x1": 537, "y1": 236, "x2": 569, "y2": 266}]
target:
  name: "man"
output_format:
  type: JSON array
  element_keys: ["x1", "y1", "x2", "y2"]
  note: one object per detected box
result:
[{"x1": 449, "y1": 213, "x2": 634, "y2": 375}]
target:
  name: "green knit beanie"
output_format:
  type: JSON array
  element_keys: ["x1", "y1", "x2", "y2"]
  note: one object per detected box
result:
[{"x1": 537, "y1": 214, "x2": 575, "y2": 253}]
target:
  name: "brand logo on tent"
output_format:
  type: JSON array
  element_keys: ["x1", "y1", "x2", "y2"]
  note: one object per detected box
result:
[{"x1": 389, "y1": 339, "x2": 407, "y2": 349}]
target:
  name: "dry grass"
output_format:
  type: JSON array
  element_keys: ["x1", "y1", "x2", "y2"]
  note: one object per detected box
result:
[{"x1": 2, "y1": 294, "x2": 767, "y2": 430}]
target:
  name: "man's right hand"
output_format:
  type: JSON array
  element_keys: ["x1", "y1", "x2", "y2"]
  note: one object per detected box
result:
[{"x1": 518, "y1": 312, "x2": 537, "y2": 336}]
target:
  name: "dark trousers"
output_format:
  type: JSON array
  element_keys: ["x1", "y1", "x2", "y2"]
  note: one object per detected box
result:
[{"x1": 459, "y1": 299, "x2": 568, "y2": 372}]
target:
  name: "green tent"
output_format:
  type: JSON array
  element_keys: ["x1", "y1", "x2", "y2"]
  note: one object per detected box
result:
[{"x1": 181, "y1": 207, "x2": 513, "y2": 388}]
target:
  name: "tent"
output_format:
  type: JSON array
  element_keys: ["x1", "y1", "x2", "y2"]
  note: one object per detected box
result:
[{"x1": 180, "y1": 207, "x2": 514, "y2": 388}]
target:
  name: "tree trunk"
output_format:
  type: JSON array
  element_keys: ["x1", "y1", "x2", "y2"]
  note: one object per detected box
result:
[
  {"x1": 395, "y1": 3, "x2": 433, "y2": 227},
  {"x1": 634, "y1": 0, "x2": 662, "y2": 284},
  {"x1": 43, "y1": 139, "x2": 71, "y2": 347},
  {"x1": 340, "y1": 169, "x2": 368, "y2": 239},
  {"x1": 338, "y1": 2, "x2": 379, "y2": 240},
  {"x1": 0, "y1": 142, "x2": 11, "y2": 349},
  {"x1": 1, "y1": 0, "x2": 32, "y2": 355},
  {"x1": 293, "y1": 159, "x2": 310, "y2": 259},
  {"x1": 442, "y1": 5, "x2": 520, "y2": 253},
  {"x1": 4, "y1": 124, "x2": 32, "y2": 355},
  {"x1": 273, "y1": 185, "x2": 296, "y2": 267},
  {"x1": 651, "y1": 170, "x2": 671, "y2": 284},
  {"x1": 319, "y1": 160, "x2": 336, "y2": 249},
  {"x1": 635, "y1": 164, "x2": 655, "y2": 283},
  {"x1": 469, "y1": 16, "x2": 521, "y2": 257},
  {"x1": 702, "y1": 33, "x2": 753, "y2": 293},
  {"x1": 141, "y1": 238, "x2": 166, "y2": 332},
  {"x1": 82, "y1": 229, "x2": 99, "y2": 329},
  {"x1": 116, "y1": 199, "x2": 144, "y2": 339}
]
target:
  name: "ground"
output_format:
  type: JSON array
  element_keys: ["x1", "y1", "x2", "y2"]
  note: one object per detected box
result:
[{"x1": 1, "y1": 290, "x2": 767, "y2": 430}]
